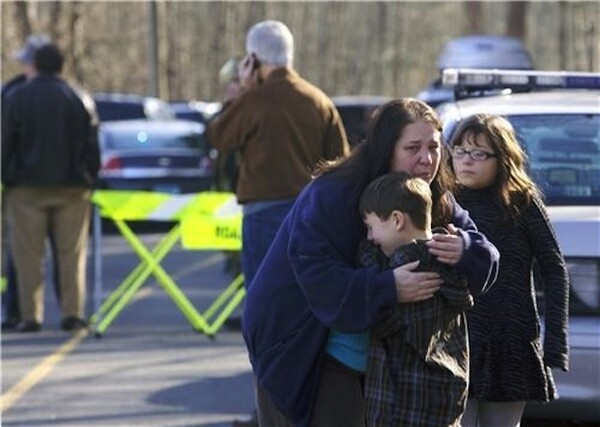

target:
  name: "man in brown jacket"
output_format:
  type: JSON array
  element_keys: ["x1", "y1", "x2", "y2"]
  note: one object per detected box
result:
[
  {"x1": 206, "y1": 19, "x2": 349, "y2": 426},
  {"x1": 207, "y1": 20, "x2": 349, "y2": 289}
]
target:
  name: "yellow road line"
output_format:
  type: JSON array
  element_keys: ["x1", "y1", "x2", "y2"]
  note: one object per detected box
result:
[
  {"x1": 1, "y1": 328, "x2": 88, "y2": 413},
  {"x1": 1, "y1": 252, "x2": 226, "y2": 413}
]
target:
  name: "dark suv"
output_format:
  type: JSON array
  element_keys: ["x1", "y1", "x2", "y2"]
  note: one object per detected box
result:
[
  {"x1": 169, "y1": 100, "x2": 221, "y2": 125},
  {"x1": 332, "y1": 95, "x2": 392, "y2": 147},
  {"x1": 93, "y1": 92, "x2": 175, "y2": 122}
]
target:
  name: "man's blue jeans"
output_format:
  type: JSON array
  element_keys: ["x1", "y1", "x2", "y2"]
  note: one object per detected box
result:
[{"x1": 241, "y1": 200, "x2": 294, "y2": 289}]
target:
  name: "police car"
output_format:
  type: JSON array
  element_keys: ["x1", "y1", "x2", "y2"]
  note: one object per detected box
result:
[
  {"x1": 438, "y1": 69, "x2": 600, "y2": 422},
  {"x1": 417, "y1": 35, "x2": 534, "y2": 107}
]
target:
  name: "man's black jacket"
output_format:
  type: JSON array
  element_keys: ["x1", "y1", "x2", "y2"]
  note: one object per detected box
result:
[{"x1": 2, "y1": 73, "x2": 99, "y2": 188}]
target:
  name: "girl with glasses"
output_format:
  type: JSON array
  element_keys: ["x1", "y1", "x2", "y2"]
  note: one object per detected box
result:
[{"x1": 449, "y1": 113, "x2": 570, "y2": 427}]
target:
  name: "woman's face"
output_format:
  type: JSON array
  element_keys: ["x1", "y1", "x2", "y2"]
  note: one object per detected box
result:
[
  {"x1": 390, "y1": 120, "x2": 441, "y2": 184},
  {"x1": 452, "y1": 133, "x2": 498, "y2": 190}
]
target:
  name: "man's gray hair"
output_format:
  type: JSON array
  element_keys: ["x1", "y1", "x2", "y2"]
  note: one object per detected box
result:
[{"x1": 245, "y1": 20, "x2": 294, "y2": 67}]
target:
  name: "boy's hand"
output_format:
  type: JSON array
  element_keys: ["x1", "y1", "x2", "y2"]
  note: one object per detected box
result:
[
  {"x1": 392, "y1": 260, "x2": 442, "y2": 303},
  {"x1": 426, "y1": 224, "x2": 464, "y2": 265}
]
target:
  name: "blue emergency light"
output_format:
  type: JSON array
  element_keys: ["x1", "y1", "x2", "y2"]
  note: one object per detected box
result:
[{"x1": 442, "y1": 68, "x2": 600, "y2": 99}]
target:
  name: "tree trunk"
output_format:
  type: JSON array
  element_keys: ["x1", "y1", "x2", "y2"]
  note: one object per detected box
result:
[
  {"x1": 507, "y1": 1, "x2": 527, "y2": 39},
  {"x1": 47, "y1": 1, "x2": 62, "y2": 42},
  {"x1": 65, "y1": 2, "x2": 84, "y2": 84},
  {"x1": 157, "y1": 0, "x2": 169, "y2": 99},
  {"x1": 13, "y1": 1, "x2": 32, "y2": 41},
  {"x1": 147, "y1": 0, "x2": 159, "y2": 96},
  {"x1": 559, "y1": 1, "x2": 567, "y2": 69},
  {"x1": 464, "y1": 1, "x2": 483, "y2": 34}
]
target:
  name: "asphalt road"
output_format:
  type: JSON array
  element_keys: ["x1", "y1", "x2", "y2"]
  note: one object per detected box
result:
[
  {"x1": 1, "y1": 230, "x2": 595, "y2": 427},
  {"x1": 2, "y1": 232, "x2": 254, "y2": 426}
]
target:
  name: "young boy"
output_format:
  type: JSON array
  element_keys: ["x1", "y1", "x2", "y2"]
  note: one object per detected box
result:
[{"x1": 359, "y1": 171, "x2": 473, "y2": 427}]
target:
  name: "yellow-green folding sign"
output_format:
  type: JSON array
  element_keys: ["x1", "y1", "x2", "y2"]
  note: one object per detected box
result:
[
  {"x1": 180, "y1": 192, "x2": 242, "y2": 250},
  {"x1": 90, "y1": 190, "x2": 244, "y2": 337}
]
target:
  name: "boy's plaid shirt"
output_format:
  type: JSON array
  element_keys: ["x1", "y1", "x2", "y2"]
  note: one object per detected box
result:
[{"x1": 359, "y1": 235, "x2": 473, "y2": 427}]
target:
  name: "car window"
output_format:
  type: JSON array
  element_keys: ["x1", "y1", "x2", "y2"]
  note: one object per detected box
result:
[
  {"x1": 336, "y1": 105, "x2": 379, "y2": 147},
  {"x1": 504, "y1": 114, "x2": 599, "y2": 316},
  {"x1": 534, "y1": 259, "x2": 600, "y2": 316},
  {"x1": 173, "y1": 110, "x2": 205, "y2": 124},
  {"x1": 96, "y1": 101, "x2": 146, "y2": 121},
  {"x1": 508, "y1": 114, "x2": 600, "y2": 206},
  {"x1": 103, "y1": 129, "x2": 203, "y2": 150}
]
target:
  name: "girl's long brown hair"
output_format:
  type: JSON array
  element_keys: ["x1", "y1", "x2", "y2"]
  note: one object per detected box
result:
[{"x1": 449, "y1": 113, "x2": 540, "y2": 221}]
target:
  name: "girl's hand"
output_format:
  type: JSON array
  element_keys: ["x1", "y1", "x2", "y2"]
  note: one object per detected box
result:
[
  {"x1": 392, "y1": 260, "x2": 442, "y2": 303},
  {"x1": 426, "y1": 224, "x2": 465, "y2": 265}
]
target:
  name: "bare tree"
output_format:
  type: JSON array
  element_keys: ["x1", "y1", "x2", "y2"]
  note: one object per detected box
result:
[
  {"x1": 464, "y1": 1, "x2": 483, "y2": 34},
  {"x1": 559, "y1": 1, "x2": 568, "y2": 69},
  {"x1": 585, "y1": 10, "x2": 597, "y2": 70},
  {"x1": 2, "y1": 1, "x2": 600, "y2": 101},
  {"x1": 47, "y1": 1, "x2": 62, "y2": 42},
  {"x1": 158, "y1": 0, "x2": 170, "y2": 99},
  {"x1": 13, "y1": 1, "x2": 32, "y2": 41},
  {"x1": 62, "y1": 2, "x2": 84, "y2": 83},
  {"x1": 507, "y1": 1, "x2": 527, "y2": 39}
]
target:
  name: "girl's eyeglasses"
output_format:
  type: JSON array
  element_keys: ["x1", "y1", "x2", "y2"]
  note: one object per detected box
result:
[{"x1": 451, "y1": 147, "x2": 497, "y2": 161}]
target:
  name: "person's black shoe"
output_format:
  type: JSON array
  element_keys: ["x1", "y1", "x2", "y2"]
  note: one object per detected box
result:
[
  {"x1": 1, "y1": 317, "x2": 21, "y2": 330},
  {"x1": 60, "y1": 316, "x2": 88, "y2": 332},
  {"x1": 15, "y1": 320, "x2": 42, "y2": 333},
  {"x1": 224, "y1": 315, "x2": 242, "y2": 331}
]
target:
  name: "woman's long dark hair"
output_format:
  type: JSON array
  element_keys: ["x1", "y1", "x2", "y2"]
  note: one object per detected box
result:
[{"x1": 316, "y1": 98, "x2": 455, "y2": 227}]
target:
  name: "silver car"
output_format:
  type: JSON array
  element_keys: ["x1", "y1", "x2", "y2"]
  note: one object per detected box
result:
[{"x1": 438, "y1": 68, "x2": 600, "y2": 422}]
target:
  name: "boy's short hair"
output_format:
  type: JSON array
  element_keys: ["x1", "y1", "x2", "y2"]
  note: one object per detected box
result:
[{"x1": 359, "y1": 171, "x2": 432, "y2": 230}]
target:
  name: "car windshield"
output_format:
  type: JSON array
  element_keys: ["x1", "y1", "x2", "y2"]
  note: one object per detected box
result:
[
  {"x1": 96, "y1": 101, "x2": 145, "y2": 121},
  {"x1": 103, "y1": 128, "x2": 203, "y2": 150},
  {"x1": 508, "y1": 114, "x2": 600, "y2": 206}
]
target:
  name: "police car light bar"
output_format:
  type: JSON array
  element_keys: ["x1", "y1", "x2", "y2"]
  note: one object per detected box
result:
[{"x1": 442, "y1": 68, "x2": 600, "y2": 92}]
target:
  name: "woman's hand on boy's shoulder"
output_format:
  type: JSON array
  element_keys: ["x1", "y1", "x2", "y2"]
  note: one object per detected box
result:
[
  {"x1": 392, "y1": 260, "x2": 442, "y2": 303},
  {"x1": 426, "y1": 224, "x2": 464, "y2": 265}
]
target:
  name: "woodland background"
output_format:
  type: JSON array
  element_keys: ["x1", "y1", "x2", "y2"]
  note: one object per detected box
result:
[{"x1": 1, "y1": 1, "x2": 599, "y2": 103}]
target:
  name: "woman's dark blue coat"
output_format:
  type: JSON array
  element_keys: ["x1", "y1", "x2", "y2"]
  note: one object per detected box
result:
[{"x1": 242, "y1": 172, "x2": 499, "y2": 426}]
